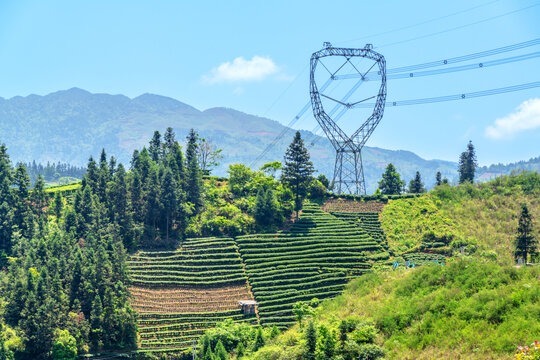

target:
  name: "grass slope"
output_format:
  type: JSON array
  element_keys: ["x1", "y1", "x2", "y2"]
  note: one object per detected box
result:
[
  {"x1": 380, "y1": 172, "x2": 540, "y2": 265},
  {"x1": 248, "y1": 260, "x2": 539, "y2": 360}
]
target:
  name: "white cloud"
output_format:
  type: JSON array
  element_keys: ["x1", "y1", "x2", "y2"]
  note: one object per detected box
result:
[
  {"x1": 485, "y1": 98, "x2": 540, "y2": 139},
  {"x1": 203, "y1": 56, "x2": 280, "y2": 84}
]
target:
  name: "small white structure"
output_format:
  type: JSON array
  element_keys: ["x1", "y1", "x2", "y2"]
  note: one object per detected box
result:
[{"x1": 239, "y1": 300, "x2": 258, "y2": 314}]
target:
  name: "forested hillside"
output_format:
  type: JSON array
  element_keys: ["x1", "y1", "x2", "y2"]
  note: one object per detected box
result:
[
  {"x1": 1, "y1": 124, "x2": 538, "y2": 359},
  {"x1": 0, "y1": 88, "x2": 457, "y2": 192}
]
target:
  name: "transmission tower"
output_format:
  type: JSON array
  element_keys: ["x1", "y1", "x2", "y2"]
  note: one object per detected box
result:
[{"x1": 310, "y1": 43, "x2": 387, "y2": 195}]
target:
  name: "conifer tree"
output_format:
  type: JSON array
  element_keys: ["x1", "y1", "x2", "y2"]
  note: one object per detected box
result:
[
  {"x1": 378, "y1": 163, "x2": 405, "y2": 195},
  {"x1": 149, "y1": 130, "x2": 162, "y2": 163},
  {"x1": 145, "y1": 168, "x2": 161, "y2": 235},
  {"x1": 458, "y1": 140, "x2": 477, "y2": 184},
  {"x1": 281, "y1": 131, "x2": 314, "y2": 219},
  {"x1": 514, "y1": 203, "x2": 537, "y2": 262},
  {"x1": 53, "y1": 191, "x2": 63, "y2": 219},
  {"x1": 108, "y1": 156, "x2": 116, "y2": 179},
  {"x1": 160, "y1": 168, "x2": 177, "y2": 241},
  {"x1": 304, "y1": 320, "x2": 317, "y2": 360},
  {"x1": 86, "y1": 156, "x2": 98, "y2": 190},
  {"x1": 111, "y1": 164, "x2": 134, "y2": 249},
  {"x1": 435, "y1": 171, "x2": 442, "y2": 186},
  {"x1": 163, "y1": 127, "x2": 176, "y2": 156},
  {"x1": 214, "y1": 340, "x2": 229, "y2": 360},
  {"x1": 408, "y1": 171, "x2": 426, "y2": 194},
  {"x1": 254, "y1": 186, "x2": 279, "y2": 228},
  {"x1": 32, "y1": 174, "x2": 47, "y2": 214},
  {"x1": 252, "y1": 327, "x2": 265, "y2": 352},
  {"x1": 235, "y1": 342, "x2": 245, "y2": 358},
  {"x1": 185, "y1": 129, "x2": 203, "y2": 213}
]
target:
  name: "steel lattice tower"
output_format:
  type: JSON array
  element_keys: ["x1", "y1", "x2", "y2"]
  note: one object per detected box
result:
[{"x1": 310, "y1": 43, "x2": 387, "y2": 195}]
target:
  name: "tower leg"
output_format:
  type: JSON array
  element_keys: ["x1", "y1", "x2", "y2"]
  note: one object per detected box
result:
[{"x1": 332, "y1": 148, "x2": 367, "y2": 195}]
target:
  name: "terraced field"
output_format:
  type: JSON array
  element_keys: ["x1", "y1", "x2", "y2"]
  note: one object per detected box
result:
[
  {"x1": 236, "y1": 203, "x2": 389, "y2": 329},
  {"x1": 128, "y1": 237, "x2": 257, "y2": 353}
]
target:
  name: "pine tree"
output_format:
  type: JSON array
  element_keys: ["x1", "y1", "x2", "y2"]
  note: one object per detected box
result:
[
  {"x1": 163, "y1": 127, "x2": 176, "y2": 156},
  {"x1": 458, "y1": 140, "x2": 477, "y2": 184},
  {"x1": 378, "y1": 163, "x2": 405, "y2": 195},
  {"x1": 435, "y1": 171, "x2": 442, "y2": 186},
  {"x1": 111, "y1": 164, "x2": 134, "y2": 249},
  {"x1": 52, "y1": 191, "x2": 64, "y2": 219},
  {"x1": 304, "y1": 320, "x2": 317, "y2": 360},
  {"x1": 235, "y1": 341, "x2": 245, "y2": 358},
  {"x1": 108, "y1": 156, "x2": 117, "y2": 179},
  {"x1": 160, "y1": 168, "x2": 177, "y2": 242},
  {"x1": 408, "y1": 171, "x2": 426, "y2": 194},
  {"x1": 185, "y1": 129, "x2": 203, "y2": 213},
  {"x1": 149, "y1": 130, "x2": 162, "y2": 163},
  {"x1": 281, "y1": 131, "x2": 314, "y2": 219},
  {"x1": 514, "y1": 203, "x2": 537, "y2": 262},
  {"x1": 214, "y1": 340, "x2": 229, "y2": 360},
  {"x1": 252, "y1": 327, "x2": 265, "y2": 352},
  {"x1": 86, "y1": 156, "x2": 98, "y2": 190},
  {"x1": 14, "y1": 164, "x2": 30, "y2": 200},
  {"x1": 254, "y1": 186, "x2": 279, "y2": 228},
  {"x1": 145, "y1": 168, "x2": 161, "y2": 236},
  {"x1": 32, "y1": 174, "x2": 47, "y2": 214}
]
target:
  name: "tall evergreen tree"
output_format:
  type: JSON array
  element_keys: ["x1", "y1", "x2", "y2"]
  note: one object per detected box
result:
[
  {"x1": 252, "y1": 327, "x2": 265, "y2": 352},
  {"x1": 514, "y1": 203, "x2": 537, "y2": 262},
  {"x1": 32, "y1": 174, "x2": 47, "y2": 214},
  {"x1": 149, "y1": 131, "x2": 162, "y2": 163},
  {"x1": 304, "y1": 320, "x2": 317, "y2": 360},
  {"x1": 52, "y1": 191, "x2": 63, "y2": 219},
  {"x1": 458, "y1": 140, "x2": 477, "y2": 184},
  {"x1": 163, "y1": 127, "x2": 176, "y2": 156},
  {"x1": 185, "y1": 129, "x2": 203, "y2": 213},
  {"x1": 160, "y1": 168, "x2": 177, "y2": 242},
  {"x1": 378, "y1": 163, "x2": 405, "y2": 195},
  {"x1": 281, "y1": 131, "x2": 314, "y2": 219},
  {"x1": 435, "y1": 171, "x2": 442, "y2": 186},
  {"x1": 111, "y1": 164, "x2": 134, "y2": 249},
  {"x1": 86, "y1": 156, "x2": 98, "y2": 190},
  {"x1": 408, "y1": 171, "x2": 426, "y2": 194}
]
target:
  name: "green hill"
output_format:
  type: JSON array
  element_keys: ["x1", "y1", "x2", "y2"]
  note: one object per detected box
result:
[
  {"x1": 380, "y1": 172, "x2": 540, "y2": 265},
  {"x1": 245, "y1": 260, "x2": 539, "y2": 360},
  {"x1": 0, "y1": 88, "x2": 459, "y2": 192}
]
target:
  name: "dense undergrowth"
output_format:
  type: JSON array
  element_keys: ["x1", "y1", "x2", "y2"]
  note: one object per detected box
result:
[
  {"x1": 380, "y1": 172, "x2": 540, "y2": 265},
  {"x1": 246, "y1": 259, "x2": 539, "y2": 360}
]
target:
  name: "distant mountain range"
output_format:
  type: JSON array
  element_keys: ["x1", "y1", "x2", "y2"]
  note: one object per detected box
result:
[{"x1": 0, "y1": 88, "x2": 537, "y2": 192}]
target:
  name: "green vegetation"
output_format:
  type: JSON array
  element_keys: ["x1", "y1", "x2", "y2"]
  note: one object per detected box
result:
[
  {"x1": 246, "y1": 259, "x2": 539, "y2": 360},
  {"x1": 378, "y1": 163, "x2": 405, "y2": 195},
  {"x1": 0, "y1": 143, "x2": 137, "y2": 358},
  {"x1": 380, "y1": 172, "x2": 540, "y2": 265},
  {"x1": 515, "y1": 203, "x2": 538, "y2": 263},
  {"x1": 281, "y1": 131, "x2": 314, "y2": 219},
  {"x1": 458, "y1": 140, "x2": 478, "y2": 184},
  {"x1": 236, "y1": 203, "x2": 389, "y2": 329},
  {"x1": 129, "y1": 237, "x2": 257, "y2": 353}
]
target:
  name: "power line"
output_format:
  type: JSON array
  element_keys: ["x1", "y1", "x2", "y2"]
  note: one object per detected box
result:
[
  {"x1": 333, "y1": 50, "x2": 540, "y2": 81},
  {"x1": 354, "y1": 81, "x2": 540, "y2": 108},
  {"x1": 250, "y1": 38, "x2": 540, "y2": 166},
  {"x1": 378, "y1": 2, "x2": 540, "y2": 49},
  {"x1": 386, "y1": 38, "x2": 540, "y2": 74},
  {"x1": 335, "y1": 0, "x2": 501, "y2": 45},
  {"x1": 306, "y1": 81, "x2": 540, "y2": 147}
]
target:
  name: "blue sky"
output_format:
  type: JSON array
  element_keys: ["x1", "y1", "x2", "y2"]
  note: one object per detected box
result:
[{"x1": 0, "y1": 0, "x2": 539, "y2": 165}]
